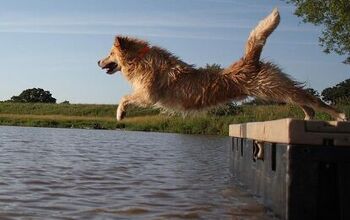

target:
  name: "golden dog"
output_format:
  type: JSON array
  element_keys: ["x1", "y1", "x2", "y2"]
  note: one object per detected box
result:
[{"x1": 98, "y1": 9, "x2": 346, "y2": 121}]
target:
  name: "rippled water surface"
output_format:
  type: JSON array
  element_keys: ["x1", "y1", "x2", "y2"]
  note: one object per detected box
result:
[{"x1": 0, "y1": 126, "x2": 272, "y2": 219}]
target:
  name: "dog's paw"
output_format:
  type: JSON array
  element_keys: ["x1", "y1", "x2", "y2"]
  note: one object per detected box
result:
[
  {"x1": 116, "y1": 110, "x2": 126, "y2": 121},
  {"x1": 304, "y1": 116, "x2": 311, "y2": 120},
  {"x1": 303, "y1": 113, "x2": 315, "y2": 120},
  {"x1": 336, "y1": 113, "x2": 347, "y2": 121}
]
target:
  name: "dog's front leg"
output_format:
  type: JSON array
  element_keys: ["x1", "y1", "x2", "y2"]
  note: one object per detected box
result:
[
  {"x1": 116, "y1": 93, "x2": 150, "y2": 121},
  {"x1": 116, "y1": 95, "x2": 131, "y2": 121}
]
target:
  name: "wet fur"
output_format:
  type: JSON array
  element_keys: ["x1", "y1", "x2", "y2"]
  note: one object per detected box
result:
[{"x1": 98, "y1": 9, "x2": 346, "y2": 121}]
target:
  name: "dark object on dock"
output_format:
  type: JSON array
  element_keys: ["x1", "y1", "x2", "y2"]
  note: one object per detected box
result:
[{"x1": 229, "y1": 118, "x2": 350, "y2": 220}]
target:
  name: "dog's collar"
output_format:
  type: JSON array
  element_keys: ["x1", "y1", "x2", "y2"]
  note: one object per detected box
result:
[{"x1": 138, "y1": 46, "x2": 150, "y2": 59}]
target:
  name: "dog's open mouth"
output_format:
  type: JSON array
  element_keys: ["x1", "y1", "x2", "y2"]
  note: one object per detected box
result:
[{"x1": 102, "y1": 62, "x2": 119, "y2": 74}]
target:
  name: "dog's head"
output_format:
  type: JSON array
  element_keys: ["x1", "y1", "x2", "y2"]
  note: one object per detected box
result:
[{"x1": 98, "y1": 36, "x2": 150, "y2": 75}]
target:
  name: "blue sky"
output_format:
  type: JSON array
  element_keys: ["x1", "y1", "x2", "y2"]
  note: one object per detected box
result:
[{"x1": 0, "y1": 0, "x2": 348, "y2": 104}]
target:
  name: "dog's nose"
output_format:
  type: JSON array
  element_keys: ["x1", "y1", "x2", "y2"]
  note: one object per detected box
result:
[{"x1": 97, "y1": 60, "x2": 101, "y2": 66}]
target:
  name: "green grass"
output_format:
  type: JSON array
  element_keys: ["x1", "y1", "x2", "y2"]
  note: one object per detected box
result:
[
  {"x1": 0, "y1": 102, "x2": 160, "y2": 117},
  {"x1": 0, "y1": 103, "x2": 117, "y2": 117},
  {"x1": 0, "y1": 102, "x2": 349, "y2": 135}
]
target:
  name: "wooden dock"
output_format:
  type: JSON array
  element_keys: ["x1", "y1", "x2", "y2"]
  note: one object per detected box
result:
[{"x1": 229, "y1": 118, "x2": 350, "y2": 220}]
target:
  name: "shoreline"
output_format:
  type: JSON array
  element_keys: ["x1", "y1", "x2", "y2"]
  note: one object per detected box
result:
[
  {"x1": 0, "y1": 113, "x2": 232, "y2": 135},
  {"x1": 1, "y1": 103, "x2": 348, "y2": 136}
]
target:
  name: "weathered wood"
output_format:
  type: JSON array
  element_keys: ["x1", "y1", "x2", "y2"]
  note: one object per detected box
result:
[{"x1": 229, "y1": 118, "x2": 350, "y2": 146}]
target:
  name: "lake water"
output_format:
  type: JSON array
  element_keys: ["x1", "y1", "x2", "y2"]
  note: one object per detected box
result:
[{"x1": 0, "y1": 126, "x2": 272, "y2": 219}]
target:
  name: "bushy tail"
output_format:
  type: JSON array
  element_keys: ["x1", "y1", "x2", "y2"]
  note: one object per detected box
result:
[{"x1": 243, "y1": 8, "x2": 280, "y2": 64}]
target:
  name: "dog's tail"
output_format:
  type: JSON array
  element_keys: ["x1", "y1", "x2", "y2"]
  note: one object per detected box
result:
[{"x1": 243, "y1": 8, "x2": 280, "y2": 64}]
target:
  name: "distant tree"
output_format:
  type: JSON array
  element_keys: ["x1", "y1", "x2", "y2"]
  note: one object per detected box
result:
[
  {"x1": 10, "y1": 88, "x2": 56, "y2": 103},
  {"x1": 305, "y1": 87, "x2": 320, "y2": 98},
  {"x1": 321, "y1": 79, "x2": 350, "y2": 104},
  {"x1": 61, "y1": 100, "x2": 70, "y2": 104},
  {"x1": 285, "y1": 0, "x2": 350, "y2": 64}
]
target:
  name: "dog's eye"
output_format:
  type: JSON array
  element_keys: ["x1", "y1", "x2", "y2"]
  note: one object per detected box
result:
[{"x1": 110, "y1": 52, "x2": 115, "y2": 55}]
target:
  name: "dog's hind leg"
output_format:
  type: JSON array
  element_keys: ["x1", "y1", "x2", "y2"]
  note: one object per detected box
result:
[
  {"x1": 304, "y1": 98, "x2": 347, "y2": 121},
  {"x1": 277, "y1": 86, "x2": 345, "y2": 121},
  {"x1": 244, "y1": 8, "x2": 280, "y2": 64},
  {"x1": 288, "y1": 92, "x2": 346, "y2": 121},
  {"x1": 116, "y1": 93, "x2": 152, "y2": 121},
  {"x1": 252, "y1": 84, "x2": 346, "y2": 121},
  {"x1": 270, "y1": 79, "x2": 347, "y2": 121},
  {"x1": 244, "y1": 62, "x2": 347, "y2": 121}
]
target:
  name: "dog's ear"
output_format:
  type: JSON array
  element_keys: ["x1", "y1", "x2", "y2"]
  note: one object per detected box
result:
[{"x1": 114, "y1": 36, "x2": 127, "y2": 51}]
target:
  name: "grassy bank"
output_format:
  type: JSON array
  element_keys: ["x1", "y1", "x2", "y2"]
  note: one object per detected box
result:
[{"x1": 0, "y1": 103, "x2": 349, "y2": 135}]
